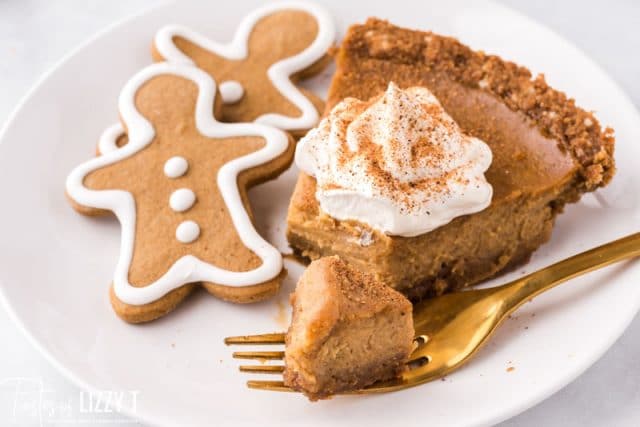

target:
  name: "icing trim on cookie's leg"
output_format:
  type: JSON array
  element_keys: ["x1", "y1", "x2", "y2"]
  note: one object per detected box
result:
[
  {"x1": 154, "y1": 1, "x2": 336, "y2": 131},
  {"x1": 66, "y1": 63, "x2": 288, "y2": 306}
]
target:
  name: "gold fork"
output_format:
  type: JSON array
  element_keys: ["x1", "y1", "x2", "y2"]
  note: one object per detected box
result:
[{"x1": 225, "y1": 232, "x2": 640, "y2": 394}]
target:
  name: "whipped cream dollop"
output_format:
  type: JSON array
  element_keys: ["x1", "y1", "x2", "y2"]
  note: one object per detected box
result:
[{"x1": 295, "y1": 82, "x2": 493, "y2": 237}]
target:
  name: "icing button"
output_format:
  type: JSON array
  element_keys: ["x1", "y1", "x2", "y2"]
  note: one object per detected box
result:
[
  {"x1": 170, "y1": 188, "x2": 196, "y2": 212},
  {"x1": 219, "y1": 80, "x2": 244, "y2": 104},
  {"x1": 164, "y1": 156, "x2": 189, "y2": 178},
  {"x1": 176, "y1": 220, "x2": 200, "y2": 243}
]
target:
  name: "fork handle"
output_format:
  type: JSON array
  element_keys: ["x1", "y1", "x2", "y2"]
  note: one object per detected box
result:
[{"x1": 501, "y1": 232, "x2": 640, "y2": 312}]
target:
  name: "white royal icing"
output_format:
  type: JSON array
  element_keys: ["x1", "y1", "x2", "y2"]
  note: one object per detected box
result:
[
  {"x1": 164, "y1": 156, "x2": 189, "y2": 178},
  {"x1": 97, "y1": 122, "x2": 125, "y2": 155},
  {"x1": 219, "y1": 80, "x2": 244, "y2": 104},
  {"x1": 66, "y1": 62, "x2": 288, "y2": 306},
  {"x1": 154, "y1": 1, "x2": 336, "y2": 131},
  {"x1": 169, "y1": 188, "x2": 196, "y2": 212},
  {"x1": 176, "y1": 220, "x2": 200, "y2": 243}
]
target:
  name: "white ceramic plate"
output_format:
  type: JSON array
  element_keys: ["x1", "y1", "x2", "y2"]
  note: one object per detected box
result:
[{"x1": 1, "y1": 0, "x2": 639, "y2": 426}]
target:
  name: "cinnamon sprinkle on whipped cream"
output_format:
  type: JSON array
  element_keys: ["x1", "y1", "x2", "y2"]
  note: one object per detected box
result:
[{"x1": 295, "y1": 82, "x2": 493, "y2": 237}]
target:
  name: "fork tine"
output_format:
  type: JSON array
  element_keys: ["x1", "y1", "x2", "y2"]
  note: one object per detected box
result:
[
  {"x1": 356, "y1": 378, "x2": 408, "y2": 394},
  {"x1": 247, "y1": 380, "x2": 293, "y2": 392},
  {"x1": 224, "y1": 333, "x2": 285, "y2": 345},
  {"x1": 233, "y1": 351, "x2": 284, "y2": 360},
  {"x1": 239, "y1": 365, "x2": 285, "y2": 374}
]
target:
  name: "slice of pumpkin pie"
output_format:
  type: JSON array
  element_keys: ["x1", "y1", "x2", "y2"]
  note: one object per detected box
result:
[{"x1": 286, "y1": 19, "x2": 615, "y2": 300}]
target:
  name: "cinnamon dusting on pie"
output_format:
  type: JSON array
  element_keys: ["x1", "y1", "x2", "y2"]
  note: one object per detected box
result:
[{"x1": 295, "y1": 82, "x2": 493, "y2": 236}]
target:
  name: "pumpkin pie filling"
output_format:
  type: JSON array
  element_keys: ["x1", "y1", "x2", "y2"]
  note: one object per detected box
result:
[
  {"x1": 286, "y1": 19, "x2": 614, "y2": 298},
  {"x1": 283, "y1": 256, "x2": 414, "y2": 400}
]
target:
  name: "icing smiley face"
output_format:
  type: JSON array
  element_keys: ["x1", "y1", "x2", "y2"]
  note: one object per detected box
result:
[
  {"x1": 153, "y1": 1, "x2": 336, "y2": 135},
  {"x1": 66, "y1": 63, "x2": 294, "y2": 322}
]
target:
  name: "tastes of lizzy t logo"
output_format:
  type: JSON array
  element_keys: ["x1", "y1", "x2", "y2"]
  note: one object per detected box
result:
[{"x1": 0, "y1": 377, "x2": 140, "y2": 425}]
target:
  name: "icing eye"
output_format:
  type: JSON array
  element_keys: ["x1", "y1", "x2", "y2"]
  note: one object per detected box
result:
[
  {"x1": 219, "y1": 80, "x2": 244, "y2": 104},
  {"x1": 164, "y1": 156, "x2": 189, "y2": 178},
  {"x1": 176, "y1": 220, "x2": 200, "y2": 243}
]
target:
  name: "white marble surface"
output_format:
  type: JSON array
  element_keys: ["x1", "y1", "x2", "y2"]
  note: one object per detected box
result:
[{"x1": 0, "y1": 0, "x2": 638, "y2": 425}]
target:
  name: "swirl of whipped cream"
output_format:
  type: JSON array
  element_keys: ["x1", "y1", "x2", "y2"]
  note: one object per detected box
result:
[{"x1": 295, "y1": 82, "x2": 493, "y2": 237}]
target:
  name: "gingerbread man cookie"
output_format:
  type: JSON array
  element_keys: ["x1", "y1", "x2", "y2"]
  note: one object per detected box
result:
[
  {"x1": 66, "y1": 63, "x2": 294, "y2": 323},
  {"x1": 152, "y1": 1, "x2": 336, "y2": 137}
]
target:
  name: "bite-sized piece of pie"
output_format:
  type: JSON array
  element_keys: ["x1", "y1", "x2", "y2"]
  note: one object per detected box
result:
[
  {"x1": 287, "y1": 18, "x2": 615, "y2": 300},
  {"x1": 284, "y1": 256, "x2": 414, "y2": 400}
]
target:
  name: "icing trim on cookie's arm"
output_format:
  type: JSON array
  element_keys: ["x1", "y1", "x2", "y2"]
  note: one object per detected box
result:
[
  {"x1": 154, "y1": 1, "x2": 336, "y2": 131},
  {"x1": 97, "y1": 122, "x2": 125, "y2": 155},
  {"x1": 66, "y1": 63, "x2": 287, "y2": 306}
]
